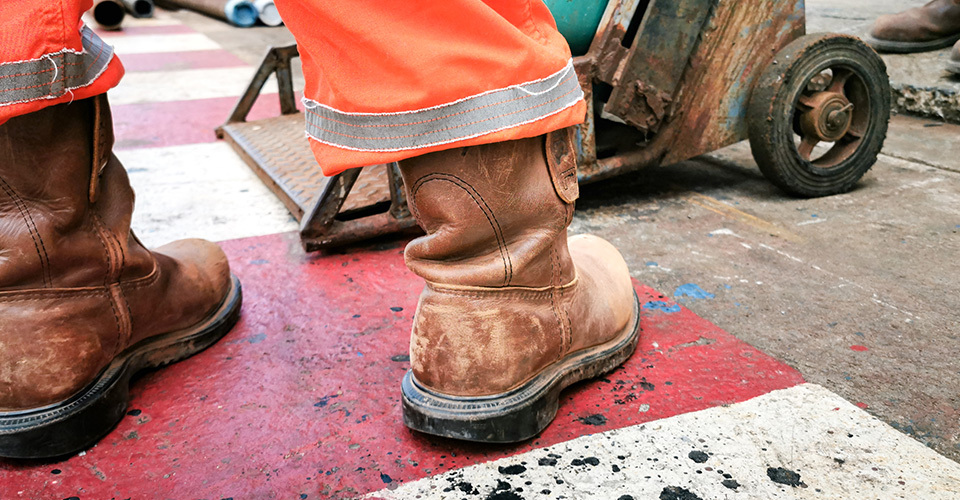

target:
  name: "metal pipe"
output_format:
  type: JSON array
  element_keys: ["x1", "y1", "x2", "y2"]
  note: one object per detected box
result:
[
  {"x1": 122, "y1": 0, "x2": 154, "y2": 18},
  {"x1": 254, "y1": 0, "x2": 283, "y2": 26},
  {"x1": 92, "y1": 0, "x2": 125, "y2": 30},
  {"x1": 159, "y1": 0, "x2": 257, "y2": 27}
]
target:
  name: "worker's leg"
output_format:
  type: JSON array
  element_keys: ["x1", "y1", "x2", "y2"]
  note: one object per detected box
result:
[
  {"x1": 0, "y1": 1, "x2": 242, "y2": 459},
  {"x1": 277, "y1": 0, "x2": 641, "y2": 442},
  {"x1": 0, "y1": 0, "x2": 124, "y2": 124},
  {"x1": 274, "y1": 0, "x2": 587, "y2": 175},
  {"x1": 866, "y1": 0, "x2": 960, "y2": 53}
]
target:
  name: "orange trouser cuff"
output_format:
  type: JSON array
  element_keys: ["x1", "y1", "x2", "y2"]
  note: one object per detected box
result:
[
  {"x1": 0, "y1": 0, "x2": 124, "y2": 125},
  {"x1": 275, "y1": 0, "x2": 586, "y2": 175}
]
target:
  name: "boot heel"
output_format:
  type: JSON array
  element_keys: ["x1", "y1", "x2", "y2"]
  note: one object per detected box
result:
[{"x1": 401, "y1": 291, "x2": 641, "y2": 443}]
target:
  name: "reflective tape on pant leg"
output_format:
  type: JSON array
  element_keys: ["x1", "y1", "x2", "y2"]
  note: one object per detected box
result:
[
  {"x1": 302, "y1": 59, "x2": 584, "y2": 153},
  {"x1": 0, "y1": 26, "x2": 114, "y2": 107}
]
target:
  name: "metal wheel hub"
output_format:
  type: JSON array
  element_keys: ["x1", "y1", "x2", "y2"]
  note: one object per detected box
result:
[{"x1": 800, "y1": 92, "x2": 853, "y2": 143}]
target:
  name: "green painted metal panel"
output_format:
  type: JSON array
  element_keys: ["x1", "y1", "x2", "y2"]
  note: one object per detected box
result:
[{"x1": 544, "y1": 0, "x2": 611, "y2": 56}]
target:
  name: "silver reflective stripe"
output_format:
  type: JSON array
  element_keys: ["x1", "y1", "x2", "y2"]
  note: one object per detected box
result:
[
  {"x1": 303, "y1": 60, "x2": 584, "y2": 152},
  {"x1": 0, "y1": 26, "x2": 114, "y2": 107}
]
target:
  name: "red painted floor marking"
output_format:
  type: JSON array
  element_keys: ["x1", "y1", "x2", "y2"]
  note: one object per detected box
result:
[
  {"x1": 95, "y1": 24, "x2": 197, "y2": 37},
  {"x1": 850, "y1": 345, "x2": 869, "y2": 352},
  {"x1": 116, "y1": 49, "x2": 248, "y2": 73},
  {"x1": 0, "y1": 233, "x2": 803, "y2": 499},
  {"x1": 112, "y1": 92, "x2": 303, "y2": 150}
]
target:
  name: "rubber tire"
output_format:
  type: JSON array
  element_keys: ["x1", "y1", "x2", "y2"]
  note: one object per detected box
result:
[{"x1": 747, "y1": 34, "x2": 891, "y2": 198}]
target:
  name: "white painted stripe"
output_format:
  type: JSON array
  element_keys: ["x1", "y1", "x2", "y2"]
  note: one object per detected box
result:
[
  {"x1": 108, "y1": 67, "x2": 286, "y2": 105},
  {"x1": 369, "y1": 384, "x2": 960, "y2": 499},
  {"x1": 108, "y1": 33, "x2": 221, "y2": 55},
  {"x1": 117, "y1": 142, "x2": 298, "y2": 247}
]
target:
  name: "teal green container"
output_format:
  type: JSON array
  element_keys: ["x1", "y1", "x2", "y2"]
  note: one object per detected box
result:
[{"x1": 544, "y1": 0, "x2": 611, "y2": 56}]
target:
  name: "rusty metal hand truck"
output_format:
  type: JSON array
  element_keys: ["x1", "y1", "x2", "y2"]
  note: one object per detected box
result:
[{"x1": 216, "y1": 0, "x2": 890, "y2": 251}]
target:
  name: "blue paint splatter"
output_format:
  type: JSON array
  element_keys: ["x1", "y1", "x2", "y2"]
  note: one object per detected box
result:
[
  {"x1": 314, "y1": 394, "x2": 339, "y2": 407},
  {"x1": 250, "y1": 259, "x2": 269, "y2": 265},
  {"x1": 390, "y1": 306, "x2": 403, "y2": 312},
  {"x1": 645, "y1": 261, "x2": 658, "y2": 267},
  {"x1": 722, "y1": 284, "x2": 732, "y2": 289},
  {"x1": 247, "y1": 333, "x2": 267, "y2": 344},
  {"x1": 674, "y1": 284, "x2": 715, "y2": 300},
  {"x1": 356, "y1": 352, "x2": 364, "y2": 357},
  {"x1": 380, "y1": 472, "x2": 393, "y2": 484},
  {"x1": 855, "y1": 331, "x2": 864, "y2": 337},
  {"x1": 811, "y1": 214, "x2": 819, "y2": 218},
  {"x1": 643, "y1": 301, "x2": 681, "y2": 313}
]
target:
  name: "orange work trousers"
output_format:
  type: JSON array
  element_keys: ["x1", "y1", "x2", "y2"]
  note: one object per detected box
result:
[
  {"x1": 0, "y1": 0, "x2": 124, "y2": 125},
  {"x1": 2, "y1": 1, "x2": 584, "y2": 175},
  {"x1": 275, "y1": 0, "x2": 587, "y2": 175}
]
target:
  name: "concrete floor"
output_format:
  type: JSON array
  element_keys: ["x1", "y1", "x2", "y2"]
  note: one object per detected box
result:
[
  {"x1": 573, "y1": 115, "x2": 960, "y2": 462},
  {"x1": 164, "y1": 2, "x2": 960, "y2": 464}
]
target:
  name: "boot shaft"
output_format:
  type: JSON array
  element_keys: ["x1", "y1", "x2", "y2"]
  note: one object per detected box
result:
[
  {"x1": 0, "y1": 96, "x2": 153, "y2": 290},
  {"x1": 397, "y1": 129, "x2": 580, "y2": 288}
]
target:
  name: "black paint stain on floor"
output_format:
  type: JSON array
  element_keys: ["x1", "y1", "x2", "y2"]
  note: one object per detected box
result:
[
  {"x1": 498, "y1": 464, "x2": 527, "y2": 475},
  {"x1": 722, "y1": 479, "x2": 741, "y2": 489},
  {"x1": 687, "y1": 450, "x2": 709, "y2": 463},
  {"x1": 659, "y1": 486, "x2": 704, "y2": 500},
  {"x1": 390, "y1": 354, "x2": 410, "y2": 362},
  {"x1": 486, "y1": 491, "x2": 523, "y2": 500},
  {"x1": 767, "y1": 467, "x2": 805, "y2": 487},
  {"x1": 379, "y1": 472, "x2": 392, "y2": 484},
  {"x1": 538, "y1": 457, "x2": 557, "y2": 466},
  {"x1": 578, "y1": 414, "x2": 607, "y2": 426}
]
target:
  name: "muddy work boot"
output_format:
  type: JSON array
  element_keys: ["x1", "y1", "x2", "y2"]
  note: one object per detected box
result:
[
  {"x1": 398, "y1": 129, "x2": 641, "y2": 443},
  {"x1": 866, "y1": 0, "x2": 960, "y2": 53},
  {"x1": 0, "y1": 95, "x2": 242, "y2": 459}
]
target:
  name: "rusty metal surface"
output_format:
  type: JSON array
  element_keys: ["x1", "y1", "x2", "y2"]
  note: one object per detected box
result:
[
  {"x1": 301, "y1": 212, "x2": 421, "y2": 252},
  {"x1": 659, "y1": 0, "x2": 805, "y2": 164},
  {"x1": 588, "y1": 0, "x2": 647, "y2": 84},
  {"x1": 603, "y1": 0, "x2": 713, "y2": 133},
  {"x1": 217, "y1": 45, "x2": 299, "y2": 130},
  {"x1": 219, "y1": 114, "x2": 391, "y2": 221}
]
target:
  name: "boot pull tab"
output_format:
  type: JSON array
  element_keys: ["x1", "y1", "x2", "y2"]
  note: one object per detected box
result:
[
  {"x1": 88, "y1": 94, "x2": 112, "y2": 204},
  {"x1": 545, "y1": 127, "x2": 579, "y2": 204}
]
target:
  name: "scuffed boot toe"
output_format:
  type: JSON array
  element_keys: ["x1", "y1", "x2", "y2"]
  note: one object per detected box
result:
[{"x1": 566, "y1": 234, "x2": 637, "y2": 352}]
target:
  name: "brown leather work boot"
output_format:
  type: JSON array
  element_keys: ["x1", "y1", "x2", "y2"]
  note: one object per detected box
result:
[
  {"x1": 397, "y1": 129, "x2": 641, "y2": 443},
  {"x1": 866, "y1": 0, "x2": 960, "y2": 53},
  {"x1": 0, "y1": 95, "x2": 242, "y2": 459}
]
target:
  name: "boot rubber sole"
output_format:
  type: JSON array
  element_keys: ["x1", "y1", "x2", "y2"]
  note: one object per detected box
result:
[
  {"x1": 401, "y1": 290, "x2": 641, "y2": 443},
  {"x1": 863, "y1": 33, "x2": 960, "y2": 54},
  {"x1": 0, "y1": 275, "x2": 242, "y2": 460}
]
